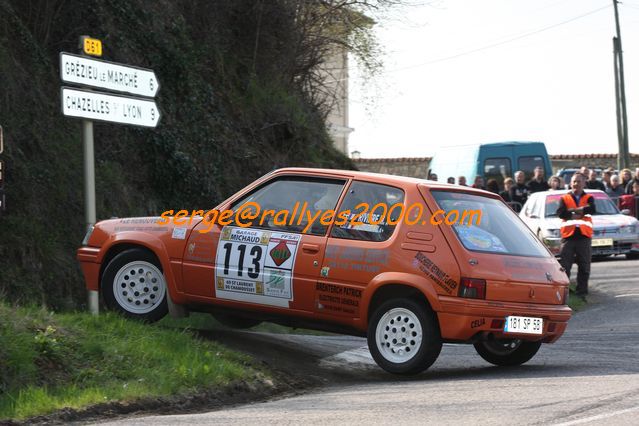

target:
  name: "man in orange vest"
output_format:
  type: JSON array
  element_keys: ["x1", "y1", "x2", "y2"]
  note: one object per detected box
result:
[{"x1": 556, "y1": 172, "x2": 596, "y2": 298}]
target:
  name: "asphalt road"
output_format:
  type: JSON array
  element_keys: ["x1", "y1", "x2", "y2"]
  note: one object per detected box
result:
[{"x1": 99, "y1": 257, "x2": 639, "y2": 425}]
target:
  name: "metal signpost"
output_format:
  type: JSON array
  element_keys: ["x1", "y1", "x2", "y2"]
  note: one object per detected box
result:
[{"x1": 61, "y1": 36, "x2": 161, "y2": 314}]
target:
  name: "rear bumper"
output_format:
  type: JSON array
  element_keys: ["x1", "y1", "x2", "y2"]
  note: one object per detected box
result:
[
  {"x1": 436, "y1": 295, "x2": 572, "y2": 344},
  {"x1": 77, "y1": 246, "x2": 101, "y2": 291}
]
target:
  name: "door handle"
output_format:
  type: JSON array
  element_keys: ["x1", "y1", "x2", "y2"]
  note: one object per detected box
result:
[{"x1": 302, "y1": 243, "x2": 320, "y2": 254}]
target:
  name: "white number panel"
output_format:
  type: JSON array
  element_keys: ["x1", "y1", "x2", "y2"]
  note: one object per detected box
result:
[{"x1": 214, "y1": 227, "x2": 301, "y2": 307}]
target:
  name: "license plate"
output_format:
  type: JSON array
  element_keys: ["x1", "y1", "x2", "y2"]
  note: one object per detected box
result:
[
  {"x1": 592, "y1": 238, "x2": 613, "y2": 247},
  {"x1": 504, "y1": 316, "x2": 543, "y2": 335}
]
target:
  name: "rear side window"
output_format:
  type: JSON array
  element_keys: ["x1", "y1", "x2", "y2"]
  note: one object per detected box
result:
[
  {"x1": 331, "y1": 181, "x2": 404, "y2": 242},
  {"x1": 484, "y1": 158, "x2": 511, "y2": 187},
  {"x1": 432, "y1": 191, "x2": 550, "y2": 257}
]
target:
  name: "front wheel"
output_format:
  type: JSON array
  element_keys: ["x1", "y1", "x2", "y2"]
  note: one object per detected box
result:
[
  {"x1": 367, "y1": 298, "x2": 442, "y2": 375},
  {"x1": 473, "y1": 339, "x2": 541, "y2": 366},
  {"x1": 101, "y1": 248, "x2": 168, "y2": 322}
]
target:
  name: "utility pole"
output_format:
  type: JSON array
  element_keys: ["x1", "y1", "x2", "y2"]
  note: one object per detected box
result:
[{"x1": 612, "y1": 0, "x2": 630, "y2": 170}]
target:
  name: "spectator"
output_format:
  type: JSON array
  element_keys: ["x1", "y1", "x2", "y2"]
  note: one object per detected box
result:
[
  {"x1": 579, "y1": 166, "x2": 590, "y2": 176},
  {"x1": 620, "y1": 181, "x2": 639, "y2": 218},
  {"x1": 500, "y1": 178, "x2": 513, "y2": 202},
  {"x1": 428, "y1": 173, "x2": 438, "y2": 181},
  {"x1": 508, "y1": 171, "x2": 529, "y2": 212},
  {"x1": 486, "y1": 179, "x2": 500, "y2": 194},
  {"x1": 472, "y1": 176, "x2": 485, "y2": 189},
  {"x1": 606, "y1": 175, "x2": 625, "y2": 199},
  {"x1": 557, "y1": 172, "x2": 596, "y2": 299},
  {"x1": 602, "y1": 170, "x2": 612, "y2": 189},
  {"x1": 620, "y1": 168, "x2": 632, "y2": 188},
  {"x1": 527, "y1": 166, "x2": 550, "y2": 193},
  {"x1": 458, "y1": 176, "x2": 467, "y2": 186},
  {"x1": 624, "y1": 167, "x2": 639, "y2": 194},
  {"x1": 548, "y1": 176, "x2": 562, "y2": 190},
  {"x1": 586, "y1": 169, "x2": 605, "y2": 191},
  {"x1": 447, "y1": 176, "x2": 455, "y2": 184}
]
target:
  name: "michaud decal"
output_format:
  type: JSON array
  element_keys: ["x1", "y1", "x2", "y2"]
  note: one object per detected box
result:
[{"x1": 412, "y1": 252, "x2": 458, "y2": 295}]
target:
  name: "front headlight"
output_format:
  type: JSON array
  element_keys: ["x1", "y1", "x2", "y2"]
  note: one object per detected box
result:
[
  {"x1": 620, "y1": 225, "x2": 636, "y2": 235},
  {"x1": 81, "y1": 225, "x2": 95, "y2": 246},
  {"x1": 544, "y1": 228, "x2": 561, "y2": 238}
]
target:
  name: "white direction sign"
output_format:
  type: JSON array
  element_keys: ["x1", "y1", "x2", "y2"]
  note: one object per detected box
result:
[
  {"x1": 61, "y1": 87, "x2": 161, "y2": 128},
  {"x1": 60, "y1": 52, "x2": 159, "y2": 98}
]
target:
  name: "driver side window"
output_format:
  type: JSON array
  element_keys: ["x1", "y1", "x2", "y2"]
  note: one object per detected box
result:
[{"x1": 229, "y1": 176, "x2": 346, "y2": 235}]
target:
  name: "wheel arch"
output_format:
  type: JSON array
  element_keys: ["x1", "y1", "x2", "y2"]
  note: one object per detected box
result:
[
  {"x1": 97, "y1": 234, "x2": 181, "y2": 305},
  {"x1": 360, "y1": 272, "x2": 442, "y2": 329}
]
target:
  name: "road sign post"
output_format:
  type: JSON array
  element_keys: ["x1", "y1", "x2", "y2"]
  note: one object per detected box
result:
[{"x1": 63, "y1": 36, "x2": 161, "y2": 315}]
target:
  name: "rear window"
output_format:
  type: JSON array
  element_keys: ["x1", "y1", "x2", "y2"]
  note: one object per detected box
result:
[{"x1": 431, "y1": 191, "x2": 550, "y2": 257}]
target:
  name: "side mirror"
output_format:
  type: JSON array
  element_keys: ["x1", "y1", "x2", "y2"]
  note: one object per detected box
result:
[{"x1": 621, "y1": 209, "x2": 631, "y2": 216}]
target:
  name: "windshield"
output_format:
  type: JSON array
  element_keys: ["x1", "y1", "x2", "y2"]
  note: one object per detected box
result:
[
  {"x1": 431, "y1": 191, "x2": 550, "y2": 257},
  {"x1": 544, "y1": 193, "x2": 619, "y2": 217}
]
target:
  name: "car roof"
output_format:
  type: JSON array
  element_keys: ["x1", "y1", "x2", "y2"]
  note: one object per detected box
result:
[{"x1": 271, "y1": 167, "x2": 496, "y2": 195}]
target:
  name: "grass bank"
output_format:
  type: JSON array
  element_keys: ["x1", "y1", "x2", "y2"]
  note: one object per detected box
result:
[{"x1": 0, "y1": 303, "x2": 267, "y2": 421}]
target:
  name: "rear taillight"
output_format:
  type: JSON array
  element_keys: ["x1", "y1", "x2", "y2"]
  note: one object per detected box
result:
[{"x1": 459, "y1": 277, "x2": 486, "y2": 299}]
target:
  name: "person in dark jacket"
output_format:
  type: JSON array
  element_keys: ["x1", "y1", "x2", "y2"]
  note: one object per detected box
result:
[
  {"x1": 557, "y1": 172, "x2": 596, "y2": 298},
  {"x1": 527, "y1": 166, "x2": 550, "y2": 193},
  {"x1": 585, "y1": 170, "x2": 605, "y2": 191},
  {"x1": 500, "y1": 178, "x2": 513, "y2": 202},
  {"x1": 508, "y1": 171, "x2": 529, "y2": 212},
  {"x1": 624, "y1": 168, "x2": 639, "y2": 194},
  {"x1": 486, "y1": 178, "x2": 500, "y2": 194}
]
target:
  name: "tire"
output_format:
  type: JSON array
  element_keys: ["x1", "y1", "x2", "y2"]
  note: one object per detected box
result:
[
  {"x1": 473, "y1": 339, "x2": 541, "y2": 366},
  {"x1": 367, "y1": 298, "x2": 442, "y2": 375},
  {"x1": 101, "y1": 248, "x2": 168, "y2": 322},
  {"x1": 213, "y1": 313, "x2": 262, "y2": 329},
  {"x1": 626, "y1": 252, "x2": 639, "y2": 260}
]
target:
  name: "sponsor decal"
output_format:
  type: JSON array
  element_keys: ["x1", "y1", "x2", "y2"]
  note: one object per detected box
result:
[
  {"x1": 315, "y1": 282, "x2": 362, "y2": 316},
  {"x1": 470, "y1": 318, "x2": 486, "y2": 329},
  {"x1": 270, "y1": 240, "x2": 291, "y2": 266},
  {"x1": 324, "y1": 246, "x2": 388, "y2": 274},
  {"x1": 320, "y1": 266, "x2": 330, "y2": 277},
  {"x1": 172, "y1": 227, "x2": 187, "y2": 240},
  {"x1": 412, "y1": 252, "x2": 458, "y2": 295}
]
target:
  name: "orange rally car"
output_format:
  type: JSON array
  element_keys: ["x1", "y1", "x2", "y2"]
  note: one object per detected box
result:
[{"x1": 77, "y1": 168, "x2": 572, "y2": 375}]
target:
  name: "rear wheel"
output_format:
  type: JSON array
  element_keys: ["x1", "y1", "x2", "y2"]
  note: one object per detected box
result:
[
  {"x1": 367, "y1": 298, "x2": 442, "y2": 375},
  {"x1": 473, "y1": 339, "x2": 541, "y2": 366},
  {"x1": 101, "y1": 248, "x2": 168, "y2": 322}
]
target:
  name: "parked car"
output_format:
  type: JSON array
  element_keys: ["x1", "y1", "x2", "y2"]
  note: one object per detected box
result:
[
  {"x1": 429, "y1": 141, "x2": 552, "y2": 188},
  {"x1": 78, "y1": 168, "x2": 571, "y2": 375},
  {"x1": 519, "y1": 190, "x2": 639, "y2": 258}
]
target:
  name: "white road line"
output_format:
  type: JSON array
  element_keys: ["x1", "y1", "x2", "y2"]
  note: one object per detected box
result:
[
  {"x1": 614, "y1": 293, "x2": 639, "y2": 298},
  {"x1": 553, "y1": 405, "x2": 639, "y2": 425}
]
